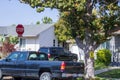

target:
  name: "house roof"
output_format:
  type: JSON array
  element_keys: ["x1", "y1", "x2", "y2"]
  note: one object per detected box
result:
[
  {"x1": 113, "y1": 30, "x2": 120, "y2": 35},
  {"x1": 0, "y1": 27, "x2": 7, "y2": 36},
  {"x1": 0, "y1": 24, "x2": 54, "y2": 37}
]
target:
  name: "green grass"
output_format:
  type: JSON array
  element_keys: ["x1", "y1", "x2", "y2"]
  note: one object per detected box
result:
[
  {"x1": 96, "y1": 69, "x2": 120, "y2": 78},
  {"x1": 77, "y1": 69, "x2": 120, "y2": 80},
  {"x1": 95, "y1": 62, "x2": 120, "y2": 79},
  {"x1": 95, "y1": 62, "x2": 108, "y2": 70},
  {"x1": 77, "y1": 63, "x2": 120, "y2": 80}
]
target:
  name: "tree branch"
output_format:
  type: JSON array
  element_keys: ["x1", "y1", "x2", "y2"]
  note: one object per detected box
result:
[
  {"x1": 75, "y1": 37, "x2": 85, "y2": 49},
  {"x1": 109, "y1": 26, "x2": 120, "y2": 35}
]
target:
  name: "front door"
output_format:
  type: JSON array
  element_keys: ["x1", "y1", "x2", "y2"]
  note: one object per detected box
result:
[
  {"x1": 15, "y1": 52, "x2": 28, "y2": 77},
  {"x1": 2, "y1": 52, "x2": 19, "y2": 75}
]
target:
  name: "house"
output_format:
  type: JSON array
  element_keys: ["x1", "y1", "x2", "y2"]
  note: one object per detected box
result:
[
  {"x1": 1, "y1": 24, "x2": 120, "y2": 62},
  {"x1": 69, "y1": 31, "x2": 120, "y2": 62},
  {"x1": 0, "y1": 24, "x2": 58, "y2": 51},
  {"x1": 95, "y1": 31, "x2": 120, "y2": 63}
]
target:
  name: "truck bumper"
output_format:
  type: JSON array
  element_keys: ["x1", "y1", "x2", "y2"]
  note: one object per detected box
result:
[
  {"x1": 52, "y1": 73, "x2": 84, "y2": 78},
  {"x1": 62, "y1": 73, "x2": 83, "y2": 77}
]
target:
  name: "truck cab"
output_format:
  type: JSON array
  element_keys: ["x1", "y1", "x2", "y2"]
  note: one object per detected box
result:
[{"x1": 0, "y1": 51, "x2": 84, "y2": 80}]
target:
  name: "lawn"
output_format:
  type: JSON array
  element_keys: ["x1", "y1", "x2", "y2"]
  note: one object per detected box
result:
[
  {"x1": 77, "y1": 61, "x2": 120, "y2": 80},
  {"x1": 96, "y1": 69, "x2": 120, "y2": 79},
  {"x1": 95, "y1": 62, "x2": 120, "y2": 79},
  {"x1": 77, "y1": 69, "x2": 120, "y2": 80}
]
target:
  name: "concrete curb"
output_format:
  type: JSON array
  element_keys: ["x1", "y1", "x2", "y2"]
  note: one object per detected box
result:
[{"x1": 95, "y1": 67, "x2": 120, "y2": 74}]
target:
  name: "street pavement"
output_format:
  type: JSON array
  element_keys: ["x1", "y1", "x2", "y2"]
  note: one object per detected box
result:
[
  {"x1": 3, "y1": 77, "x2": 36, "y2": 80},
  {"x1": 3, "y1": 67, "x2": 120, "y2": 80}
]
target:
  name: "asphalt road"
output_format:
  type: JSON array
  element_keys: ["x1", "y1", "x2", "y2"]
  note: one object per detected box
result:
[{"x1": 3, "y1": 76, "x2": 36, "y2": 80}]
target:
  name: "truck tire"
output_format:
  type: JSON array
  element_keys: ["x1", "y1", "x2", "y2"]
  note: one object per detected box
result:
[
  {"x1": 40, "y1": 72, "x2": 52, "y2": 80},
  {"x1": 67, "y1": 77, "x2": 77, "y2": 80},
  {"x1": 13, "y1": 77, "x2": 22, "y2": 80},
  {"x1": 72, "y1": 58, "x2": 77, "y2": 62},
  {"x1": 0, "y1": 69, "x2": 3, "y2": 80}
]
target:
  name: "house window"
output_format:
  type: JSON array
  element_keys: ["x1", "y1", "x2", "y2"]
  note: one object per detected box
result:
[
  {"x1": 53, "y1": 39, "x2": 55, "y2": 46},
  {"x1": 20, "y1": 38, "x2": 26, "y2": 47}
]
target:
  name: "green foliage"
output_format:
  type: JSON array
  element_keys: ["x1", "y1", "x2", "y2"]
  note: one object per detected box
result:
[
  {"x1": 0, "y1": 36, "x2": 18, "y2": 44},
  {"x1": 54, "y1": 18, "x2": 72, "y2": 42},
  {"x1": 20, "y1": 0, "x2": 120, "y2": 45},
  {"x1": 96, "y1": 49, "x2": 112, "y2": 66},
  {"x1": 36, "y1": 21, "x2": 40, "y2": 24},
  {"x1": 19, "y1": 0, "x2": 120, "y2": 78},
  {"x1": 9, "y1": 36, "x2": 19, "y2": 44},
  {"x1": 0, "y1": 36, "x2": 5, "y2": 42},
  {"x1": 90, "y1": 51, "x2": 94, "y2": 59},
  {"x1": 95, "y1": 62, "x2": 107, "y2": 70},
  {"x1": 0, "y1": 36, "x2": 18, "y2": 58},
  {"x1": 42, "y1": 16, "x2": 53, "y2": 24}
]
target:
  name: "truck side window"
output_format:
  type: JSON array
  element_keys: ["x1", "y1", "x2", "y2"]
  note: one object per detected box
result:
[
  {"x1": 7, "y1": 52, "x2": 19, "y2": 61},
  {"x1": 29, "y1": 53, "x2": 37, "y2": 60},
  {"x1": 39, "y1": 54, "x2": 47, "y2": 60},
  {"x1": 18, "y1": 52, "x2": 27, "y2": 61}
]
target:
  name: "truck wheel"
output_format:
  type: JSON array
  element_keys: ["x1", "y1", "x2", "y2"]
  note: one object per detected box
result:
[
  {"x1": 13, "y1": 77, "x2": 22, "y2": 80},
  {"x1": 72, "y1": 58, "x2": 77, "y2": 62},
  {"x1": 67, "y1": 77, "x2": 77, "y2": 80},
  {"x1": 40, "y1": 72, "x2": 52, "y2": 80},
  {"x1": 0, "y1": 69, "x2": 3, "y2": 80}
]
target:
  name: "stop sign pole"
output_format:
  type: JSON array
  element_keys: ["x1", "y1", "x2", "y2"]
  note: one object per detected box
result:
[
  {"x1": 16, "y1": 24, "x2": 24, "y2": 37},
  {"x1": 16, "y1": 24, "x2": 24, "y2": 51}
]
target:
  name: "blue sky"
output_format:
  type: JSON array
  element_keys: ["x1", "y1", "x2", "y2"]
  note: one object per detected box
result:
[{"x1": 0, "y1": 0, "x2": 59, "y2": 26}]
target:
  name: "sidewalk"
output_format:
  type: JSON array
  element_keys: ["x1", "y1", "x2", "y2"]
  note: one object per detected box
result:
[
  {"x1": 95, "y1": 67, "x2": 120, "y2": 74},
  {"x1": 95, "y1": 67, "x2": 120, "y2": 80}
]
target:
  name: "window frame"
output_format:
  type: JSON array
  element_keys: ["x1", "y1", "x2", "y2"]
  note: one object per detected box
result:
[{"x1": 20, "y1": 38, "x2": 26, "y2": 48}]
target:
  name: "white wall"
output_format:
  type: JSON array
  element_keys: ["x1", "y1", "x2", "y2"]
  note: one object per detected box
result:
[
  {"x1": 26, "y1": 37, "x2": 39, "y2": 51},
  {"x1": 17, "y1": 26, "x2": 58, "y2": 51},
  {"x1": 39, "y1": 26, "x2": 58, "y2": 47},
  {"x1": 19, "y1": 37, "x2": 39, "y2": 51},
  {"x1": 69, "y1": 44, "x2": 84, "y2": 61}
]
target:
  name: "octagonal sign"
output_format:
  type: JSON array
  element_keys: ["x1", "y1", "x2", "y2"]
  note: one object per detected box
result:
[{"x1": 16, "y1": 24, "x2": 24, "y2": 37}]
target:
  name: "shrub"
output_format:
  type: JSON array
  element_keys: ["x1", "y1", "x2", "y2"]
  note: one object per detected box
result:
[
  {"x1": 96, "y1": 49, "x2": 111, "y2": 66},
  {"x1": 0, "y1": 41, "x2": 16, "y2": 57}
]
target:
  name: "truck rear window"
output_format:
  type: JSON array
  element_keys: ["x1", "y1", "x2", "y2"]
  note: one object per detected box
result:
[
  {"x1": 28, "y1": 52, "x2": 48, "y2": 60},
  {"x1": 39, "y1": 48, "x2": 49, "y2": 53}
]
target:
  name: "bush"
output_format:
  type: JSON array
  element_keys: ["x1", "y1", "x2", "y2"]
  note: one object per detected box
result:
[{"x1": 96, "y1": 49, "x2": 111, "y2": 66}]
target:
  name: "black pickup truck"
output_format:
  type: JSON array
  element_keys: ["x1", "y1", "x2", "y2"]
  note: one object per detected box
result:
[
  {"x1": 39, "y1": 47, "x2": 78, "y2": 61},
  {"x1": 0, "y1": 51, "x2": 84, "y2": 80}
]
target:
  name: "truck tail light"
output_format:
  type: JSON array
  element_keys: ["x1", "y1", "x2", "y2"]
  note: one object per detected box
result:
[
  {"x1": 48, "y1": 53, "x2": 51, "y2": 58},
  {"x1": 61, "y1": 61, "x2": 66, "y2": 71}
]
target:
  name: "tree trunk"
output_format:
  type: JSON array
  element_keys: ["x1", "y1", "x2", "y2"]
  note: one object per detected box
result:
[
  {"x1": 75, "y1": 37, "x2": 95, "y2": 80},
  {"x1": 84, "y1": 52, "x2": 95, "y2": 80}
]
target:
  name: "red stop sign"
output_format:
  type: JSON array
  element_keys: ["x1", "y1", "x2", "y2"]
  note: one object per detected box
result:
[{"x1": 16, "y1": 24, "x2": 24, "y2": 37}]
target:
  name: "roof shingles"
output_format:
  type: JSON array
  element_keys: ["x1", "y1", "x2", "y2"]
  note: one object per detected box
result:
[{"x1": 6, "y1": 24, "x2": 54, "y2": 37}]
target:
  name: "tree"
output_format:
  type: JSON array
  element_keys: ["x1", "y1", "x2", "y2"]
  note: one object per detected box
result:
[
  {"x1": 54, "y1": 18, "x2": 72, "y2": 42},
  {"x1": 0, "y1": 37, "x2": 17, "y2": 57},
  {"x1": 0, "y1": 36, "x2": 18, "y2": 57},
  {"x1": 19, "y1": 0, "x2": 120, "y2": 79},
  {"x1": 42, "y1": 16, "x2": 53, "y2": 24},
  {"x1": 9, "y1": 36, "x2": 19, "y2": 44}
]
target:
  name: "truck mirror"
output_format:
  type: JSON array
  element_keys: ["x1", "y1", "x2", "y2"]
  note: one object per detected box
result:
[{"x1": 5, "y1": 58, "x2": 11, "y2": 62}]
